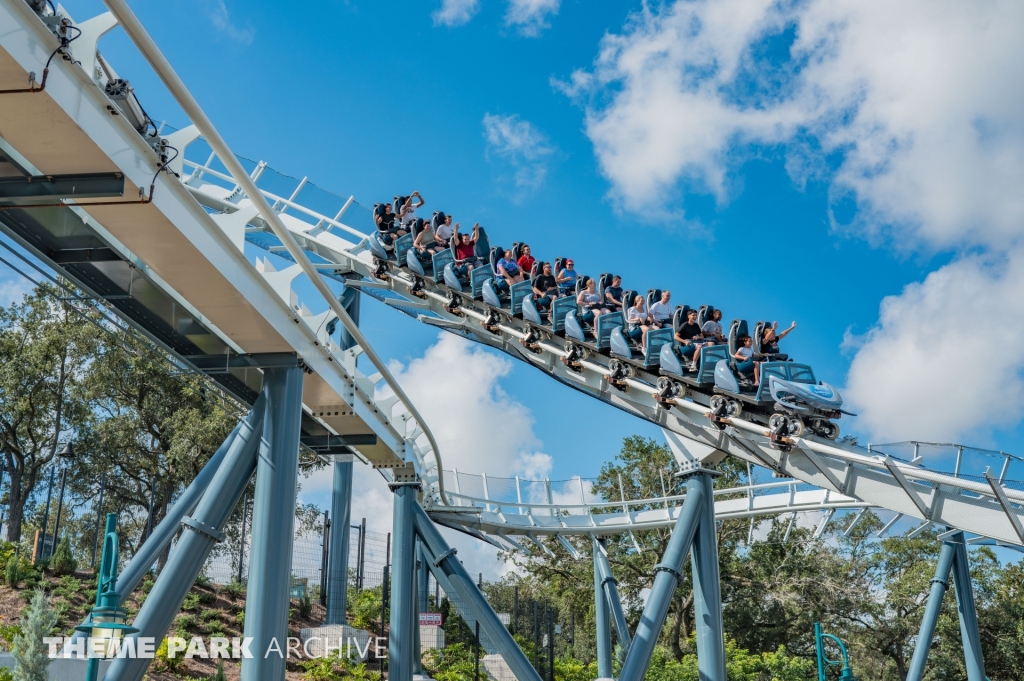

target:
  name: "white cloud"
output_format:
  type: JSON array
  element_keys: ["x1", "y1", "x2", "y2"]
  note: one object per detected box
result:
[
  {"x1": 845, "y1": 250, "x2": 1024, "y2": 442},
  {"x1": 562, "y1": 0, "x2": 1024, "y2": 247},
  {"x1": 0, "y1": 273, "x2": 32, "y2": 307},
  {"x1": 482, "y1": 113, "x2": 556, "y2": 197},
  {"x1": 505, "y1": 0, "x2": 560, "y2": 37},
  {"x1": 433, "y1": 0, "x2": 480, "y2": 27},
  {"x1": 200, "y1": 0, "x2": 255, "y2": 45}
]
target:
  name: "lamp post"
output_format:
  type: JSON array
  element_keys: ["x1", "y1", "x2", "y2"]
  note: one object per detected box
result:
[
  {"x1": 91, "y1": 473, "x2": 106, "y2": 568},
  {"x1": 51, "y1": 442, "x2": 76, "y2": 554},
  {"x1": 76, "y1": 513, "x2": 137, "y2": 681}
]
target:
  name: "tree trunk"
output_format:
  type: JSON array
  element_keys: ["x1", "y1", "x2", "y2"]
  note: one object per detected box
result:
[
  {"x1": 670, "y1": 602, "x2": 684, "y2": 661},
  {"x1": 6, "y1": 468, "x2": 24, "y2": 543}
]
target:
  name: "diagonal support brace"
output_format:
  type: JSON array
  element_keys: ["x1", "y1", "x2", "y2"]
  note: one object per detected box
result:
[
  {"x1": 884, "y1": 457, "x2": 931, "y2": 519},
  {"x1": 984, "y1": 468, "x2": 1024, "y2": 544}
]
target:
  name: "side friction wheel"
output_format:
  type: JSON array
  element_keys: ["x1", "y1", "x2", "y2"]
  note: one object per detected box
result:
[
  {"x1": 709, "y1": 395, "x2": 727, "y2": 417},
  {"x1": 768, "y1": 413, "x2": 788, "y2": 435},
  {"x1": 786, "y1": 417, "x2": 805, "y2": 437},
  {"x1": 725, "y1": 399, "x2": 743, "y2": 418}
]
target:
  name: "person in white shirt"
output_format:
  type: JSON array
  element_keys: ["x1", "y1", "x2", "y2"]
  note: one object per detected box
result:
[
  {"x1": 648, "y1": 290, "x2": 673, "y2": 329},
  {"x1": 435, "y1": 215, "x2": 456, "y2": 246},
  {"x1": 732, "y1": 335, "x2": 758, "y2": 384},
  {"x1": 701, "y1": 308, "x2": 725, "y2": 342},
  {"x1": 399, "y1": 191, "x2": 424, "y2": 228}
]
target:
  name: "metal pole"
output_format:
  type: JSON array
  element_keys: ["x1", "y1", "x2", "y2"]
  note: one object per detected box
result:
[
  {"x1": 319, "y1": 510, "x2": 329, "y2": 608},
  {"x1": 906, "y1": 537, "x2": 956, "y2": 681},
  {"x1": 513, "y1": 585, "x2": 518, "y2": 636},
  {"x1": 691, "y1": 472, "x2": 726, "y2": 681},
  {"x1": 39, "y1": 466, "x2": 55, "y2": 561},
  {"x1": 950, "y1": 533, "x2": 986, "y2": 681},
  {"x1": 91, "y1": 473, "x2": 106, "y2": 568},
  {"x1": 412, "y1": 540, "x2": 423, "y2": 677},
  {"x1": 50, "y1": 467, "x2": 67, "y2": 552},
  {"x1": 238, "y1": 493, "x2": 250, "y2": 584},
  {"x1": 242, "y1": 366, "x2": 304, "y2": 681},
  {"x1": 617, "y1": 474, "x2": 706, "y2": 681},
  {"x1": 380, "y1": 531, "x2": 390, "y2": 677},
  {"x1": 533, "y1": 600, "x2": 539, "y2": 670},
  {"x1": 474, "y1": 572, "x2": 482, "y2": 681},
  {"x1": 104, "y1": 396, "x2": 267, "y2": 681},
  {"x1": 595, "y1": 537, "x2": 631, "y2": 657},
  {"x1": 389, "y1": 483, "x2": 418, "y2": 681},
  {"x1": 593, "y1": 538, "x2": 612, "y2": 680},
  {"x1": 326, "y1": 459, "x2": 353, "y2": 625},
  {"x1": 412, "y1": 503, "x2": 543, "y2": 681},
  {"x1": 358, "y1": 516, "x2": 367, "y2": 590},
  {"x1": 144, "y1": 478, "x2": 156, "y2": 541}
]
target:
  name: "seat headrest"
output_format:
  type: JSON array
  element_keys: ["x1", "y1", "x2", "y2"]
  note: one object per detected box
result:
[
  {"x1": 413, "y1": 217, "x2": 426, "y2": 237},
  {"x1": 394, "y1": 196, "x2": 408, "y2": 213},
  {"x1": 555, "y1": 257, "x2": 566, "y2": 272},
  {"x1": 431, "y1": 211, "x2": 446, "y2": 229},
  {"x1": 623, "y1": 289, "x2": 639, "y2": 310},
  {"x1": 512, "y1": 242, "x2": 522, "y2": 260},
  {"x1": 532, "y1": 261, "x2": 543, "y2": 278}
]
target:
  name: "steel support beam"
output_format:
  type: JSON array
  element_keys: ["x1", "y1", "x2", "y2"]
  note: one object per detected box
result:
[
  {"x1": 0, "y1": 172, "x2": 125, "y2": 201},
  {"x1": 412, "y1": 502, "x2": 543, "y2": 681},
  {"x1": 105, "y1": 397, "x2": 266, "y2": 681},
  {"x1": 594, "y1": 537, "x2": 631, "y2": 659},
  {"x1": 326, "y1": 458, "x2": 353, "y2": 625},
  {"x1": 691, "y1": 471, "x2": 727, "y2": 681},
  {"x1": 950, "y1": 534, "x2": 986, "y2": 681},
  {"x1": 413, "y1": 539, "x2": 427, "y2": 676},
  {"x1": 618, "y1": 474, "x2": 706, "y2": 681},
  {"x1": 906, "y1": 535, "x2": 956, "y2": 681},
  {"x1": 593, "y1": 537, "x2": 613, "y2": 681},
  {"x1": 390, "y1": 484, "x2": 419, "y2": 681},
  {"x1": 242, "y1": 367, "x2": 305, "y2": 681}
]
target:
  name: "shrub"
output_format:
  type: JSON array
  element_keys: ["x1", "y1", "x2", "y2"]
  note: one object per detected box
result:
[
  {"x1": 297, "y1": 594, "x2": 313, "y2": 619},
  {"x1": 234, "y1": 610, "x2": 245, "y2": 627},
  {"x1": 182, "y1": 592, "x2": 200, "y2": 611},
  {"x1": 200, "y1": 608, "x2": 220, "y2": 622},
  {"x1": 175, "y1": 614, "x2": 198, "y2": 632},
  {"x1": 49, "y1": 541, "x2": 76, "y2": 577},
  {"x1": 5, "y1": 559, "x2": 20, "y2": 588},
  {"x1": 11, "y1": 589, "x2": 57, "y2": 681},
  {"x1": 152, "y1": 637, "x2": 185, "y2": 673},
  {"x1": 209, "y1": 659, "x2": 227, "y2": 681},
  {"x1": 0, "y1": 624, "x2": 21, "y2": 652},
  {"x1": 223, "y1": 581, "x2": 245, "y2": 599}
]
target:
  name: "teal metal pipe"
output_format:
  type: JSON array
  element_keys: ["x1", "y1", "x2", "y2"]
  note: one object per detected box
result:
[
  {"x1": 242, "y1": 367, "x2": 305, "y2": 681},
  {"x1": 413, "y1": 540, "x2": 428, "y2": 675},
  {"x1": 390, "y1": 484, "x2": 419, "y2": 681},
  {"x1": 104, "y1": 396, "x2": 266, "y2": 681},
  {"x1": 326, "y1": 459, "x2": 353, "y2": 624},
  {"x1": 950, "y1": 533, "x2": 986, "y2": 681},
  {"x1": 906, "y1": 537, "x2": 956, "y2": 681},
  {"x1": 691, "y1": 471, "x2": 726, "y2": 681},
  {"x1": 616, "y1": 474, "x2": 706, "y2": 681},
  {"x1": 593, "y1": 537, "x2": 613, "y2": 679},
  {"x1": 412, "y1": 501, "x2": 543, "y2": 681},
  {"x1": 595, "y1": 537, "x2": 632, "y2": 658}
]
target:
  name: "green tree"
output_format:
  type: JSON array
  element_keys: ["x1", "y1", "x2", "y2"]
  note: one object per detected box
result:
[
  {"x1": 49, "y1": 539, "x2": 76, "y2": 576},
  {"x1": 0, "y1": 287, "x2": 101, "y2": 542},
  {"x1": 12, "y1": 589, "x2": 57, "y2": 681}
]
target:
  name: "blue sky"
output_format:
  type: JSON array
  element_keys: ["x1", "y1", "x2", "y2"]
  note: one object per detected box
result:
[{"x1": 6, "y1": 0, "x2": 1024, "y2": 551}]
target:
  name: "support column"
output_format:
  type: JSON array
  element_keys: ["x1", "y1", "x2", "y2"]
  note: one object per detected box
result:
[
  {"x1": 242, "y1": 366, "x2": 305, "y2": 681},
  {"x1": 906, "y1": 538, "x2": 956, "y2": 681},
  {"x1": 618, "y1": 474, "x2": 706, "y2": 681},
  {"x1": 412, "y1": 502, "x2": 543, "y2": 681},
  {"x1": 413, "y1": 540, "x2": 428, "y2": 676},
  {"x1": 593, "y1": 538, "x2": 613, "y2": 680},
  {"x1": 691, "y1": 471, "x2": 726, "y2": 681},
  {"x1": 326, "y1": 457, "x2": 353, "y2": 625},
  {"x1": 105, "y1": 397, "x2": 266, "y2": 681},
  {"x1": 390, "y1": 483, "x2": 419, "y2": 681},
  {"x1": 595, "y1": 537, "x2": 632, "y2": 659},
  {"x1": 950, "y1": 534, "x2": 986, "y2": 681}
]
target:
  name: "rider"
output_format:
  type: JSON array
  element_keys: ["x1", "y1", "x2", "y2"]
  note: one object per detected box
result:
[
  {"x1": 556, "y1": 260, "x2": 578, "y2": 296},
  {"x1": 626, "y1": 294, "x2": 650, "y2": 346},
  {"x1": 674, "y1": 308, "x2": 707, "y2": 371},
  {"x1": 452, "y1": 223, "x2": 482, "y2": 275},
  {"x1": 648, "y1": 290, "x2": 673, "y2": 329},
  {"x1": 576, "y1": 278, "x2": 609, "y2": 324},
  {"x1": 732, "y1": 335, "x2": 757, "y2": 384},
  {"x1": 532, "y1": 262, "x2": 559, "y2": 310},
  {"x1": 701, "y1": 308, "x2": 726, "y2": 342},
  {"x1": 399, "y1": 191, "x2": 424, "y2": 229},
  {"x1": 604, "y1": 275, "x2": 624, "y2": 310},
  {"x1": 761, "y1": 321, "x2": 796, "y2": 357}
]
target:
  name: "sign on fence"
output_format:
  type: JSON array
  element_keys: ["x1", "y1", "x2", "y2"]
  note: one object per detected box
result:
[{"x1": 419, "y1": 613, "x2": 442, "y2": 626}]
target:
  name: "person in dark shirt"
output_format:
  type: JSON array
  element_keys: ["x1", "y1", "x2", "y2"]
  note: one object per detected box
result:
[
  {"x1": 532, "y1": 262, "x2": 559, "y2": 309},
  {"x1": 375, "y1": 204, "x2": 405, "y2": 238},
  {"x1": 760, "y1": 321, "x2": 796, "y2": 357},
  {"x1": 604, "y1": 275, "x2": 624, "y2": 310},
  {"x1": 674, "y1": 308, "x2": 709, "y2": 370}
]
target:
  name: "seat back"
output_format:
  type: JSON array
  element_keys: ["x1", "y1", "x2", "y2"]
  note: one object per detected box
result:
[
  {"x1": 595, "y1": 311, "x2": 624, "y2": 350},
  {"x1": 673, "y1": 305, "x2": 692, "y2": 336},
  {"x1": 393, "y1": 196, "x2": 408, "y2": 213},
  {"x1": 753, "y1": 321, "x2": 768, "y2": 354},
  {"x1": 646, "y1": 288, "x2": 662, "y2": 311},
  {"x1": 531, "y1": 261, "x2": 544, "y2": 280},
  {"x1": 697, "y1": 305, "x2": 709, "y2": 327},
  {"x1": 643, "y1": 327, "x2": 674, "y2": 365},
  {"x1": 411, "y1": 217, "x2": 427, "y2": 241},
  {"x1": 728, "y1": 319, "x2": 749, "y2": 356},
  {"x1": 622, "y1": 289, "x2": 640, "y2": 317},
  {"x1": 697, "y1": 345, "x2": 730, "y2": 384},
  {"x1": 551, "y1": 296, "x2": 577, "y2": 334},
  {"x1": 489, "y1": 247, "x2": 503, "y2": 275},
  {"x1": 474, "y1": 227, "x2": 491, "y2": 259},
  {"x1": 470, "y1": 266, "x2": 491, "y2": 299},
  {"x1": 511, "y1": 242, "x2": 522, "y2": 261},
  {"x1": 372, "y1": 202, "x2": 386, "y2": 226},
  {"x1": 432, "y1": 249, "x2": 454, "y2": 283},
  {"x1": 575, "y1": 275, "x2": 591, "y2": 296},
  {"x1": 511, "y1": 279, "x2": 533, "y2": 315},
  {"x1": 394, "y1": 232, "x2": 414, "y2": 266},
  {"x1": 554, "y1": 257, "x2": 566, "y2": 273},
  {"x1": 431, "y1": 211, "x2": 447, "y2": 230}
]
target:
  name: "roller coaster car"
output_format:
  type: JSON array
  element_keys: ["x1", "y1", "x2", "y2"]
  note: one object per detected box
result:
[
  {"x1": 709, "y1": 319, "x2": 843, "y2": 439},
  {"x1": 608, "y1": 295, "x2": 673, "y2": 370},
  {"x1": 482, "y1": 246, "x2": 512, "y2": 309}
]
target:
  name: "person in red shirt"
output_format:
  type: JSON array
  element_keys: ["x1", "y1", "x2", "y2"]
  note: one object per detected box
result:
[
  {"x1": 453, "y1": 223, "x2": 482, "y2": 275},
  {"x1": 517, "y1": 244, "x2": 535, "y2": 275}
]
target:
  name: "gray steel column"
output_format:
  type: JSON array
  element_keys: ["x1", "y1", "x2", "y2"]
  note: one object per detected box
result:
[
  {"x1": 326, "y1": 457, "x2": 353, "y2": 625},
  {"x1": 105, "y1": 397, "x2": 266, "y2": 681},
  {"x1": 618, "y1": 474, "x2": 705, "y2": 681},
  {"x1": 595, "y1": 537, "x2": 632, "y2": 659},
  {"x1": 691, "y1": 472, "x2": 726, "y2": 681},
  {"x1": 390, "y1": 483, "x2": 419, "y2": 681},
  {"x1": 242, "y1": 367, "x2": 305, "y2": 681},
  {"x1": 412, "y1": 501, "x2": 543, "y2": 681},
  {"x1": 593, "y1": 537, "x2": 613, "y2": 680},
  {"x1": 906, "y1": 537, "x2": 956, "y2": 681},
  {"x1": 338, "y1": 284, "x2": 361, "y2": 351},
  {"x1": 412, "y1": 540, "x2": 426, "y2": 675},
  {"x1": 950, "y1": 533, "x2": 986, "y2": 681}
]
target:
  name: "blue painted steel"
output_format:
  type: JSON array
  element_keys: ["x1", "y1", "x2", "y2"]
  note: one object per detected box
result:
[
  {"x1": 814, "y1": 623, "x2": 856, "y2": 681},
  {"x1": 326, "y1": 460, "x2": 353, "y2": 625},
  {"x1": 511, "y1": 279, "x2": 533, "y2": 315},
  {"x1": 593, "y1": 537, "x2": 613, "y2": 680},
  {"x1": 522, "y1": 295, "x2": 543, "y2": 324},
  {"x1": 659, "y1": 343, "x2": 685, "y2": 377},
  {"x1": 691, "y1": 471, "x2": 726, "y2": 681},
  {"x1": 413, "y1": 540, "x2": 428, "y2": 675},
  {"x1": 106, "y1": 397, "x2": 266, "y2": 681},
  {"x1": 412, "y1": 502, "x2": 543, "y2": 681},
  {"x1": 550, "y1": 296, "x2": 577, "y2": 334},
  {"x1": 609, "y1": 327, "x2": 632, "y2": 359},
  {"x1": 906, "y1": 538, "x2": 955, "y2": 681},
  {"x1": 594, "y1": 538, "x2": 631, "y2": 658},
  {"x1": 242, "y1": 367, "x2": 305, "y2": 681},
  {"x1": 618, "y1": 474, "x2": 706, "y2": 681},
  {"x1": 443, "y1": 262, "x2": 465, "y2": 292},
  {"x1": 714, "y1": 360, "x2": 740, "y2": 393},
  {"x1": 950, "y1": 533, "x2": 986, "y2": 681},
  {"x1": 482, "y1": 279, "x2": 503, "y2": 308},
  {"x1": 432, "y1": 250, "x2": 454, "y2": 283},
  {"x1": 565, "y1": 311, "x2": 587, "y2": 342},
  {"x1": 406, "y1": 249, "x2": 427, "y2": 276},
  {"x1": 390, "y1": 484, "x2": 418, "y2": 681},
  {"x1": 337, "y1": 285, "x2": 361, "y2": 351},
  {"x1": 643, "y1": 328, "x2": 674, "y2": 366}
]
